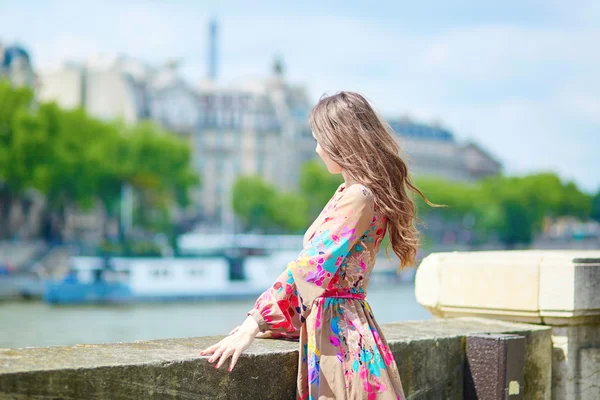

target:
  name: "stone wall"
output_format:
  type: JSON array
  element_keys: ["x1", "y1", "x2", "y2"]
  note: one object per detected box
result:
[
  {"x1": 0, "y1": 317, "x2": 550, "y2": 400},
  {"x1": 416, "y1": 249, "x2": 600, "y2": 400}
]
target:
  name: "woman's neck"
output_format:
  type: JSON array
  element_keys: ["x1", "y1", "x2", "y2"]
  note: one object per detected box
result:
[{"x1": 341, "y1": 171, "x2": 358, "y2": 187}]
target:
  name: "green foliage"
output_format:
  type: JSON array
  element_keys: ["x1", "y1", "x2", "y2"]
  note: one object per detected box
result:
[
  {"x1": 230, "y1": 161, "x2": 337, "y2": 233},
  {"x1": 558, "y1": 181, "x2": 592, "y2": 219},
  {"x1": 232, "y1": 175, "x2": 310, "y2": 233},
  {"x1": 232, "y1": 161, "x2": 594, "y2": 247},
  {"x1": 232, "y1": 175, "x2": 278, "y2": 231},
  {"x1": 482, "y1": 181, "x2": 537, "y2": 246},
  {"x1": 121, "y1": 121, "x2": 199, "y2": 207},
  {"x1": 231, "y1": 161, "x2": 341, "y2": 233},
  {"x1": 479, "y1": 173, "x2": 592, "y2": 246},
  {"x1": 2, "y1": 80, "x2": 594, "y2": 248},
  {"x1": 592, "y1": 190, "x2": 600, "y2": 223},
  {"x1": 299, "y1": 159, "x2": 342, "y2": 217},
  {"x1": 0, "y1": 80, "x2": 35, "y2": 194},
  {"x1": 413, "y1": 172, "x2": 593, "y2": 247},
  {"x1": 119, "y1": 121, "x2": 199, "y2": 234},
  {"x1": 413, "y1": 175, "x2": 479, "y2": 218},
  {"x1": 269, "y1": 192, "x2": 309, "y2": 233},
  {"x1": 37, "y1": 104, "x2": 115, "y2": 210},
  {"x1": 0, "y1": 80, "x2": 34, "y2": 137},
  {"x1": 0, "y1": 80, "x2": 199, "y2": 241}
]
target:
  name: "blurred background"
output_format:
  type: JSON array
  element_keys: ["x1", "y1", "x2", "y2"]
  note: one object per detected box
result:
[{"x1": 0, "y1": 1, "x2": 598, "y2": 349}]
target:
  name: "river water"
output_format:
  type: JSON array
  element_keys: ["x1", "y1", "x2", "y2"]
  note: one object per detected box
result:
[{"x1": 0, "y1": 282, "x2": 429, "y2": 349}]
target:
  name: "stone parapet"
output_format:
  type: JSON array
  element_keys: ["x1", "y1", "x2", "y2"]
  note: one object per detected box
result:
[
  {"x1": 0, "y1": 317, "x2": 551, "y2": 400},
  {"x1": 415, "y1": 250, "x2": 600, "y2": 400}
]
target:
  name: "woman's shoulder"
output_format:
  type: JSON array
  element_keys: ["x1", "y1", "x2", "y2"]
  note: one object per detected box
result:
[{"x1": 339, "y1": 183, "x2": 375, "y2": 205}]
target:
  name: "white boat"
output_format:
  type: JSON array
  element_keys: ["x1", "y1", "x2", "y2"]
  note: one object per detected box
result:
[
  {"x1": 43, "y1": 254, "x2": 281, "y2": 304},
  {"x1": 43, "y1": 233, "x2": 409, "y2": 304},
  {"x1": 43, "y1": 234, "x2": 302, "y2": 304}
]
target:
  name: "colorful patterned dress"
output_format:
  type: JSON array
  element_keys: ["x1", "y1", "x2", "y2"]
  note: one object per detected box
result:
[{"x1": 247, "y1": 182, "x2": 406, "y2": 400}]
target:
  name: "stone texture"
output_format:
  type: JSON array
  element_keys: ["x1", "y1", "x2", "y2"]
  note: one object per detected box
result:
[
  {"x1": 415, "y1": 250, "x2": 600, "y2": 324},
  {"x1": 552, "y1": 325, "x2": 600, "y2": 400},
  {"x1": 384, "y1": 318, "x2": 551, "y2": 400},
  {"x1": 415, "y1": 250, "x2": 600, "y2": 400},
  {"x1": 539, "y1": 254, "x2": 600, "y2": 325},
  {"x1": 0, "y1": 317, "x2": 551, "y2": 400}
]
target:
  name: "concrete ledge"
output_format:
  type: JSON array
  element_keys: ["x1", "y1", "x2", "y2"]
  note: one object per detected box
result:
[
  {"x1": 0, "y1": 317, "x2": 551, "y2": 400},
  {"x1": 415, "y1": 250, "x2": 600, "y2": 325}
]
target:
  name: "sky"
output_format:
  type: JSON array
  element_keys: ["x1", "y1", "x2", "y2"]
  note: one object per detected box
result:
[{"x1": 1, "y1": 0, "x2": 599, "y2": 194}]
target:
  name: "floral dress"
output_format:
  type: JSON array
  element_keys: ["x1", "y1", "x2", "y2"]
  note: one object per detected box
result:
[{"x1": 247, "y1": 182, "x2": 406, "y2": 400}]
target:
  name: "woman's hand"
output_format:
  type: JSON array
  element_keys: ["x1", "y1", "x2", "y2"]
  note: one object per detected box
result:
[{"x1": 199, "y1": 316, "x2": 260, "y2": 371}]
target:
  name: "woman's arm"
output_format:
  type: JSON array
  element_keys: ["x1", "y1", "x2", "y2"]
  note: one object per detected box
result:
[
  {"x1": 199, "y1": 184, "x2": 375, "y2": 371},
  {"x1": 246, "y1": 184, "x2": 375, "y2": 337}
]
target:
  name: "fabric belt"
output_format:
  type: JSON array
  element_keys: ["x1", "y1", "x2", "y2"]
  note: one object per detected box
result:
[{"x1": 318, "y1": 290, "x2": 366, "y2": 300}]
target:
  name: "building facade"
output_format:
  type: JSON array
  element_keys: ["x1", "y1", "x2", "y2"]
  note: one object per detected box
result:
[
  {"x1": 389, "y1": 118, "x2": 502, "y2": 182},
  {"x1": 35, "y1": 52, "x2": 317, "y2": 233},
  {"x1": 37, "y1": 56, "x2": 154, "y2": 125},
  {"x1": 193, "y1": 61, "x2": 316, "y2": 230},
  {"x1": 33, "y1": 10, "x2": 502, "y2": 235}
]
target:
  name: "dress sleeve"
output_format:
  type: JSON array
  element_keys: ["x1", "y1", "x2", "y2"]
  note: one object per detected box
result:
[{"x1": 247, "y1": 184, "x2": 375, "y2": 337}]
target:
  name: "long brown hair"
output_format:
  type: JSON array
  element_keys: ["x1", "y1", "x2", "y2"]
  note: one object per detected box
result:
[{"x1": 309, "y1": 91, "x2": 446, "y2": 270}]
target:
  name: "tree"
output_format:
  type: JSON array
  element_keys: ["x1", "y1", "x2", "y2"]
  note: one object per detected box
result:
[
  {"x1": 120, "y1": 121, "x2": 199, "y2": 233},
  {"x1": 232, "y1": 175, "x2": 277, "y2": 232},
  {"x1": 0, "y1": 80, "x2": 35, "y2": 238},
  {"x1": 558, "y1": 181, "x2": 592, "y2": 220},
  {"x1": 1, "y1": 79, "x2": 200, "y2": 245},
  {"x1": 411, "y1": 172, "x2": 593, "y2": 248},
  {"x1": 591, "y1": 189, "x2": 600, "y2": 223},
  {"x1": 231, "y1": 175, "x2": 309, "y2": 233},
  {"x1": 413, "y1": 175, "x2": 480, "y2": 219},
  {"x1": 476, "y1": 173, "x2": 593, "y2": 247},
  {"x1": 299, "y1": 159, "x2": 342, "y2": 218},
  {"x1": 269, "y1": 192, "x2": 309, "y2": 233}
]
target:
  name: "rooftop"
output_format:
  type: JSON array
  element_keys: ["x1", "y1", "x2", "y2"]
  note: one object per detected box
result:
[{"x1": 388, "y1": 117, "x2": 455, "y2": 142}]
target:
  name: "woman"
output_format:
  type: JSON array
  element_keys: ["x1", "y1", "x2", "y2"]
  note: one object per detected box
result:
[{"x1": 200, "y1": 91, "x2": 442, "y2": 399}]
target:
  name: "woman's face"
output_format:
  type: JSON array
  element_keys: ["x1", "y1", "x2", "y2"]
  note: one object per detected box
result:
[{"x1": 313, "y1": 131, "x2": 343, "y2": 174}]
